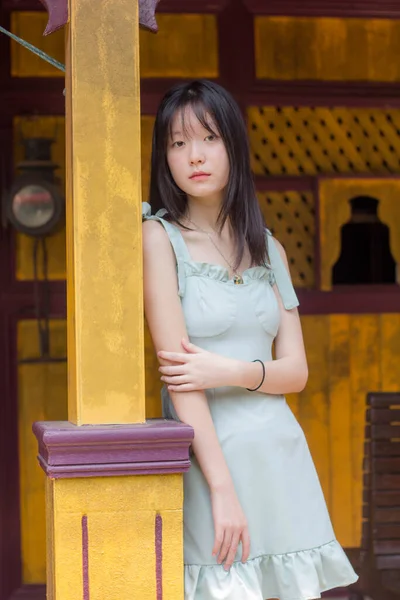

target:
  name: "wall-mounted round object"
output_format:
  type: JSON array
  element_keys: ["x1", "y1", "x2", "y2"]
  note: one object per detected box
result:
[{"x1": 5, "y1": 176, "x2": 64, "y2": 236}]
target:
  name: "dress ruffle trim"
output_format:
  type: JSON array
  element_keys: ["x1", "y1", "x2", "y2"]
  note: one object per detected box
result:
[
  {"x1": 184, "y1": 261, "x2": 273, "y2": 285},
  {"x1": 185, "y1": 539, "x2": 358, "y2": 600}
]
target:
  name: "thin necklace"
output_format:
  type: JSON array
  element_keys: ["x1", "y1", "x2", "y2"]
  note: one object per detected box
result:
[{"x1": 186, "y1": 216, "x2": 244, "y2": 285}]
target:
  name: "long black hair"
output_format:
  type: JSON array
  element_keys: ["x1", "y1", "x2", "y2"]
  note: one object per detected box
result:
[{"x1": 149, "y1": 79, "x2": 268, "y2": 268}]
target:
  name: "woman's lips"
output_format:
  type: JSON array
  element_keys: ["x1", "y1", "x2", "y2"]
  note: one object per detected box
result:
[{"x1": 190, "y1": 172, "x2": 210, "y2": 180}]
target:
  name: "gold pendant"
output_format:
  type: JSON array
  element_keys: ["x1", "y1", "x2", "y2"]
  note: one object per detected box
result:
[{"x1": 233, "y1": 274, "x2": 244, "y2": 285}]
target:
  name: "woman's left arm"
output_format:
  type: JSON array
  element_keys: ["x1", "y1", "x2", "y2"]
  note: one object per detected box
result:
[
  {"x1": 236, "y1": 239, "x2": 308, "y2": 395},
  {"x1": 159, "y1": 240, "x2": 308, "y2": 396}
]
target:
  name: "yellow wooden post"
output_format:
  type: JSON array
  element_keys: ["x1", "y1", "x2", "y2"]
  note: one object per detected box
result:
[
  {"x1": 33, "y1": 2, "x2": 193, "y2": 598},
  {"x1": 65, "y1": 0, "x2": 145, "y2": 427}
]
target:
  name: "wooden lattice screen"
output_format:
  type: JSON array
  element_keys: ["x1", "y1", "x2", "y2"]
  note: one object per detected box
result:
[
  {"x1": 248, "y1": 107, "x2": 400, "y2": 176},
  {"x1": 258, "y1": 191, "x2": 315, "y2": 288}
]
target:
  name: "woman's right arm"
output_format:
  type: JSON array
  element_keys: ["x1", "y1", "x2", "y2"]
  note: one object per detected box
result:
[{"x1": 142, "y1": 220, "x2": 250, "y2": 569}]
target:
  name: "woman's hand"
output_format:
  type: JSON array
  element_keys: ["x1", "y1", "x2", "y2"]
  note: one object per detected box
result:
[
  {"x1": 158, "y1": 339, "x2": 238, "y2": 392},
  {"x1": 210, "y1": 483, "x2": 250, "y2": 570}
]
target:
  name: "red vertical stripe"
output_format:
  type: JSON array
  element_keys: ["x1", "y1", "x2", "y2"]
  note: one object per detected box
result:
[
  {"x1": 82, "y1": 515, "x2": 89, "y2": 600},
  {"x1": 155, "y1": 514, "x2": 163, "y2": 600}
]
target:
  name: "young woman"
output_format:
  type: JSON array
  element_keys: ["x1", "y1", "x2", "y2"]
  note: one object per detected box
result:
[{"x1": 142, "y1": 79, "x2": 358, "y2": 600}]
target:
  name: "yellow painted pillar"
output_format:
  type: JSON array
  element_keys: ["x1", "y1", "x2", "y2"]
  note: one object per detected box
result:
[
  {"x1": 33, "y1": 2, "x2": 193, "y2": 599},
  {"x1": 34, "y1": 421, "x2": 192, "y2": 600},
  {"x1": 65, "y1": 0, "x2": 145, "y2": 427}
]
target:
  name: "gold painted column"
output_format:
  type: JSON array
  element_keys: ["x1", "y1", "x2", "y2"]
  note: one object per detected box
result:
[
  {"x1": 65, "y1": 0, "x2": 144, "y2": 426},
  {"x1": 33, "y1": 2, "x2": 193, "y2": 599}
]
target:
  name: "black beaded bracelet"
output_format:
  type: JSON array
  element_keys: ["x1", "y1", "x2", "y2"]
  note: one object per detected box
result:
[{"x1": 246, "y1": 359, "x2": 265, "y2": 392}]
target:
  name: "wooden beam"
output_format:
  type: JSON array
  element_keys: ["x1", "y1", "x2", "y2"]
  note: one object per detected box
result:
[
  {"x1": 217, "y1": 0, "x2": 254, "y2": 110},
  {"x1": 0, "y1": 311, "x2": 21, "y2": 600},
  {"x1": 243, "y1": 0, "x2": 400, "y2": 19},
  {"x1": 4, "y1": 78, "x2": 400, "y2": 119},
  {"x1": 297, "y1": 287, "x2": 400, "y2": 315},
  {"x1": 158, "y1": 0, "x2": 230, "y2": 11},
  {"x1": 2, "y1": 0, "x2": 230, "y2": 12},
  {"x1": 247, "y1": 81, "x2": 400, "y2": 108},
  {"x1": 254, "y1": 175, "x2": 314, "y2": 192}
]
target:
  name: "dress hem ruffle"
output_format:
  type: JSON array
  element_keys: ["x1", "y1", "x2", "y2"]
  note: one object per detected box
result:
[{"x1": 185, "y1": 539, "x2": 359, "y2": 600}]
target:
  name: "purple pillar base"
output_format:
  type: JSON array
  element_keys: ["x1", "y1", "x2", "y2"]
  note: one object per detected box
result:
[{"x1": 32, "y1": 418, "x2": 194, "y2": 478}]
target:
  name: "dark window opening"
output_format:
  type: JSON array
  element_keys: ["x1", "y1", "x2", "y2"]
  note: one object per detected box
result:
[{"x1": 332, "y1": 196, "x2": 397, "y2": 285}]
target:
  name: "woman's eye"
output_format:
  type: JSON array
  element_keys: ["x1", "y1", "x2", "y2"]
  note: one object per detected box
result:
[
  {"x1": 205, "y1": 134, "x2": 217, "y2": 142},
  {"x1": 172, "y1": 141, "x2": 185, "y2": 148}
]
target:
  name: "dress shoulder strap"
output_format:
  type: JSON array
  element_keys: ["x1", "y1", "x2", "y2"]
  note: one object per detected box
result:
[
  {"x1": 266, "y1": 230, "x2": 299, "y2": 310},
  {"x1": 142, "y1": 202, "x2": 190, "y2": 297}
]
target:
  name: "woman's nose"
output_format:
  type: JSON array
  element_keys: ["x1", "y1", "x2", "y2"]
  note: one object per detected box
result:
[
  {"x1": 189, "y1": 145, "x2": 205, "y2": 165},
  {"x1": 190, "y1": 155, "x2": 205, "y2": 165}
]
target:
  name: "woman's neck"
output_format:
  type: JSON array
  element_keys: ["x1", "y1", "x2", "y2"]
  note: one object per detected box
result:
[{"x1": 185, "y1": 197, "x2": 225, "y2": 232}]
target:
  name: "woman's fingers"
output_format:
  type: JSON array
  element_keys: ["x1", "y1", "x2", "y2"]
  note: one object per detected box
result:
[
  {"x1": 159, "y1": 365, "x2": 186, "y2": 375},
  {"x1": 240, "y1": 527, "x2": 251, "y2": 563},
  {"x1": 217, "y1": 529, "x2": 233, "y2": 565},
  {"x1": 161, "y1": 375, "x2": 189, "y2": 384},
  {"x1": 223, "y1": 532, "x2": 241, "y2": 571},
  {"x1": 167, "y1": 384, "x2": 196, "y2": 392},
  {"x1": 181, "y1": 339, "x2": 203, "y2": 353},
  {"x1": 158, "y1": 350, "x2": 190, "y2": 362},
  {"x1": 212, "y1": 527, "x2": 224, "y2": 559}
]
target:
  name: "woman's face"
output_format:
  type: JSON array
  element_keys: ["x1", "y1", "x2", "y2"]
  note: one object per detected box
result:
[{"x1": 166, "y1": 106, "x2": 230, "y2": 203}]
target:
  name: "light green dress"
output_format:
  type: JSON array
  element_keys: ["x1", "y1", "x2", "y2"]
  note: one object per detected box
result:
[{"x1": 143, "y1": 204, "x2": 358, "y2": 600}]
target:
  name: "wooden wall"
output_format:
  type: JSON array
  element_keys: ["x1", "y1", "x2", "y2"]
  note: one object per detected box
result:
[
  {"x1": 290, "y1": 313, "x2": 400, "y2": 547},
  {"x1": 4, "y1": 3, "x2": 400, "y2": 586},
  {"x1": 255, "y1": 17, "x2": 400, "y2": 81},
  {"x1": 17, "y1": 321, "x2": 67, "y2": 583}
]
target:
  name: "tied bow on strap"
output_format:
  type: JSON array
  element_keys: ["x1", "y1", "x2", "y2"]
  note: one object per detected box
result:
[{"x1": 142, "y1": 202, "x2": 152, "y2": 219}]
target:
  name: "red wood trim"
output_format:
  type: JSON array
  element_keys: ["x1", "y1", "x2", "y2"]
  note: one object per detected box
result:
[
  {"x1": 243, "y1": 0, "x2": 400, "y2": 19},
  {"x1": 0, "y1": 314, "x2": 21, "y2": 600},
  {"x1": 1, "y1": 0, "x2": 42, "y2": 8},
  {"x1": 313, "y1": 178, "x2": 322, "y2": 290},
  {"x1": 140, "y1": 79, "x2": 400, "y2": 115},
  {"x1": 0, "y1": 10, "x2": 11, "y2": 87},
  {"x1": 0, "y1": 288, "x2": 66, "y2": 318},
  {"x1": 255, "y1": 175, "x2": 314, "y2": 192},
  {"x1": 3, "y1": 78, "x2": 181, "y2": 117},
  {"x1": 7, "y1": 0, "x2": 400, "y2": 18},
  {"x1": 6, "y1": 0, "x2": 399, "y2": 18},
  {"x1": 247, "y1": 81, "x2": 400, "y2": 109},
  {"x1": 4, "y1": 78, "x2": 400, "y2": 118},
  {"x1": 217, "y1": 0, "x2": 254, "y2": 108},
  {"x1": 2, "y1": 80, "x2": 66, "y2": 116},
  {"x1": 33, "y1": 419, "x2": 194, "y2": 478},
  {"x1": 0, "y1": 121, "x2": 13, "y2": 289},
  {"x1": 8, "y1": 584, "x2": 46, "y2": 599},
  {"x1": 0, "y1": 114, "x2": 21, "y2": 600},
  {"x1": 158, "y1": 0, "x2": 230, "y2": 11},
  {"x1": 297, "y1": 288, "x2": 400, "y2": 315},
  {"x1": 140, "y1": 79, "x2": 400, "y2": 113},
  {"x1": 317, "y1": 173, "x2": 400, "y2": 181},
  {"x1": 2, "y1": 0, "x2": 230, "y2": 11},
  {"x1": 2, "y1": 279, "x2": 66, "y2": 295}
]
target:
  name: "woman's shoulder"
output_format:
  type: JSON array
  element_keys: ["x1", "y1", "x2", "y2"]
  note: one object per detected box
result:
[
  {"x1": 266, "y1": 231, "x2": 289, "y2": 270},
  {"x1": 142, "y1": 215, "x2": 185, "y2": 296},
  {"x1": 142, "y1": 219, "x2": 172, "y2": 257},
  {"x1": 143, "y1": 217, "x2": 167, "y2": 236}
]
